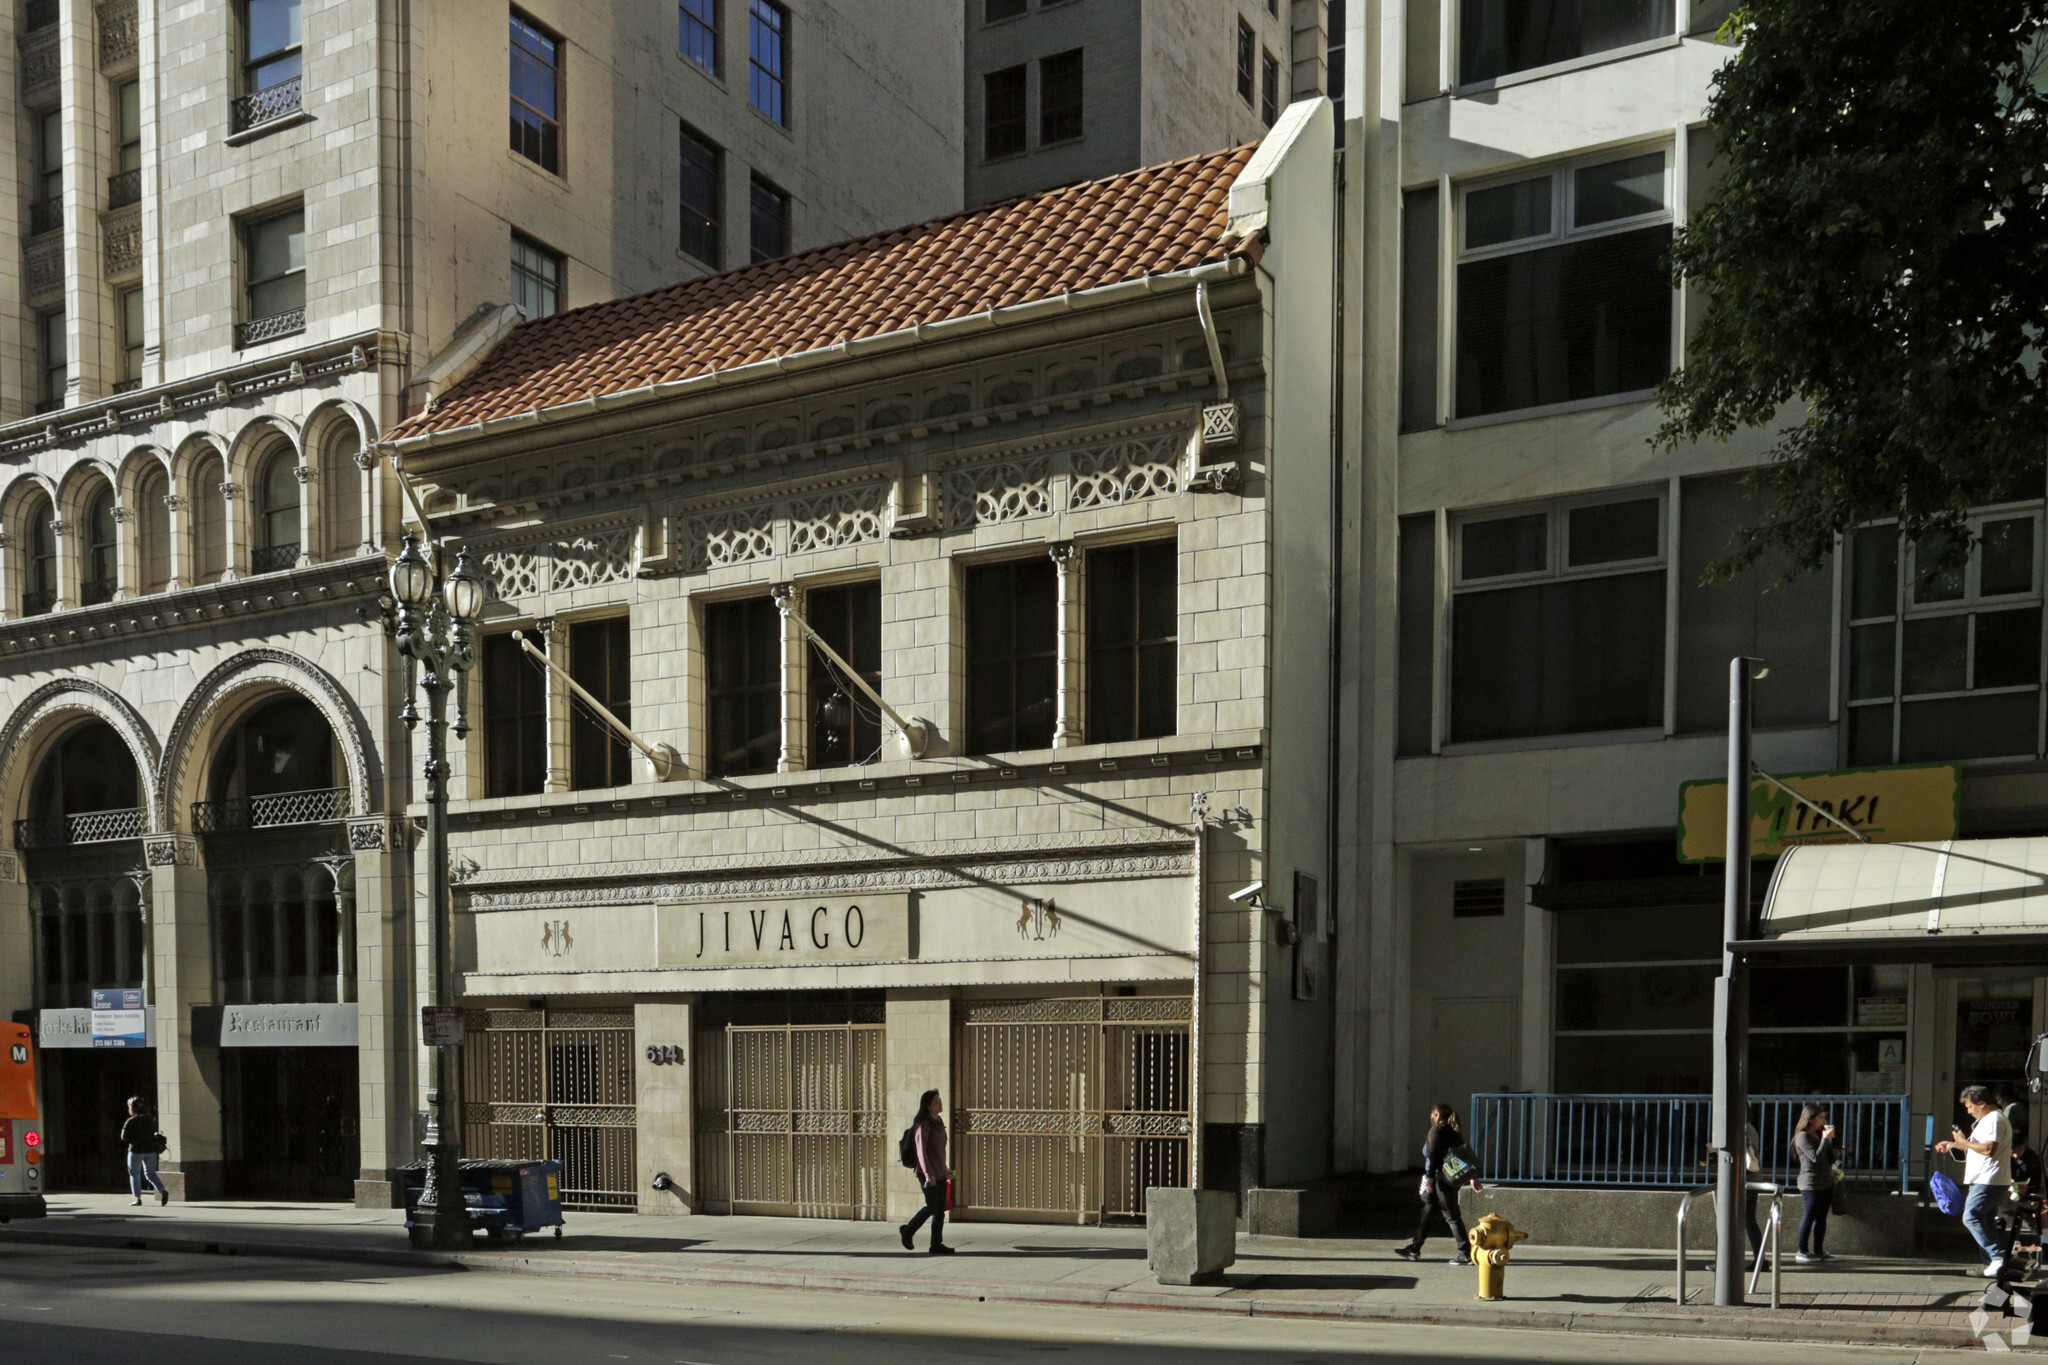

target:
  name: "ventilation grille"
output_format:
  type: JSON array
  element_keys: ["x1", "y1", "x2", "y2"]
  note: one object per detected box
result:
[{"x1": 1452, "y1": 878, "x2": 1507, "y2": 918}]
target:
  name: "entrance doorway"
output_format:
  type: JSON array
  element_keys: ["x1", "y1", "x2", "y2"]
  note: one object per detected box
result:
[
  {"x1": 1953, "y1": 978, "x2": 2035, "y2": 1126},
  {"x1": 41, "y1": 1049, "x2": 155, "y2": 1191},
  {"x1": 463, "y1": 1006, "x2": 638, "y2": 1210},
  {"x1": 952, "y1": 995, "x2": 1191, "y2": 1224},
  {"x1": 221, "y1": 1047, "x2": 359, "y2": 1199},
  {"x1": 692, "y1": 995, "x2": 887, "y2": 1219}
]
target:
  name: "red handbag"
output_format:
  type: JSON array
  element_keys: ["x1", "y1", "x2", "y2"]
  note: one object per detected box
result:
[{"x1": 945, "y1": 1178, "x2": 955, "y2": 1211}]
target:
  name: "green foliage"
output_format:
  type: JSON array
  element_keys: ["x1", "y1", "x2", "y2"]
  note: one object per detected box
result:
[{"x1": 1660, "y1": 1, "x2": 2048, "y2": 577}]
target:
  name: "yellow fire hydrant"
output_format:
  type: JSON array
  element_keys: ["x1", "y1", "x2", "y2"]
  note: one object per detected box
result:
[{"x1": 1467, "y1": 1213, "x2": 1528, "y2": 1301}]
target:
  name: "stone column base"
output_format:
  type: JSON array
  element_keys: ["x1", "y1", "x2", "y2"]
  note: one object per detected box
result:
[
  {"x1": 161, "y1": 1160, "x2": 223, "y2": 1202},
  {"x1": 355, "y1": 1173, "x2": 405, "y2": 1209}
]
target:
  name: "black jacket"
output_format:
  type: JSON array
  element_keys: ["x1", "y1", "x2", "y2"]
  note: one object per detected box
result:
[{"x1": 119, "y1": 1113, "x2": 157, "y2": 1154}]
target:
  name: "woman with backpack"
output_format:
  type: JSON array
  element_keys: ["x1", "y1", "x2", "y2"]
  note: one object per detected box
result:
[
  {"x1": 119, "y1": 1094, "x2": 167, "y2": 1207},
  {"x1": 897, "y1": 1089, "x2": 954, "y2": 1255},
  {"x1": 1394, "y1": 1102, "x2": 1483, "y2": 1265}
]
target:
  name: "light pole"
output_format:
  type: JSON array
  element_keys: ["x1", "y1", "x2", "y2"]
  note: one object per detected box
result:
[
  {"x1": 1713, "y1": 656, "x2": 1761, "y2": 1306},
  {"x1": 389, "y1": 531, "x2": 486, "y2": 1250}
]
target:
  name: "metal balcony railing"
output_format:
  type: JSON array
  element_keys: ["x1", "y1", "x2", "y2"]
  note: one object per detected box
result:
[
  {"x1": 235, "y1": 307, "x2": 305, "y2": 349},
  {"x1": 192, "y1": 785, "x2": 349, "y2": 833},
  {"x1": 105, "y1": 168, "x2": 140, "y2": 208},
  {"x1": 14, "y1": 806, "x2": 145, "y2": 848},
  {"x1": 230, "y1": 74, "x2": 303, "y2": 134},
  {"x1": 19, "y1": 588, "x2": 54, "y2": 616},
  {"x1": 250, "y1": 542, "x2": 300, "y2": 573},
  {"x1": 28, "y1": 198, "x2": 61, "y2": 236},
  {"x1": 80, "y1": 577, "x2": 114, "y2": 606},
  {"x1": 24, "y1": 0, "x2": 57, "y2": 30},
  {"x1": 1466, "y1": 1093, "x2": 1914, "y2": 1192}
]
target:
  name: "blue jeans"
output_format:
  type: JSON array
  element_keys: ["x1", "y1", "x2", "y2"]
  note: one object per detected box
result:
[
  {"x1": 126, "y1": 1151, "x2": 162, "y2": 1200},
  {"x1": 1798, "y1": 1188, "x2": 1830, "y2": 1255},
  {"x1": 1963, "y1": 1182, "x2": 2006, "y2": 1264}
]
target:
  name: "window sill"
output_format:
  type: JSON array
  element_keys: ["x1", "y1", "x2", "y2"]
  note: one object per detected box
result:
[
  {"x1": 1445, "y1": 387, "x2": 1658, "y2": 431},
  {"x1": 508, "y1": 148, "x2": 569, "y2": 187},
  {"x1": 1454, "y1": 33, "x2": 1685, "y2": 97},
  {"x1": 1436, "y1": 725, "x2": 1665, "y2": 757},
  {"x1": 748, "y1": 104, "x2": 794, "y2": 140},
  {"x1": 224, "y1": 108, "x2": 314, "y2": 147}
]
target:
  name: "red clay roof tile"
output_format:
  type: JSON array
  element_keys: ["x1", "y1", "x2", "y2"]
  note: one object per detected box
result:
[{"x1": 390, "y1": 143, "x2": 1258, "y2": 442}]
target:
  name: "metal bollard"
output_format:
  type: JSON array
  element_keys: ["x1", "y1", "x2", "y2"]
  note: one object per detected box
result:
[{"x1": 1468, "y1": 1213, "x2": 1529, "y2": 1300}]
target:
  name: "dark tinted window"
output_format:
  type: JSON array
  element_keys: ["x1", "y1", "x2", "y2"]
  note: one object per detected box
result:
[
  {"x1": 1459, "y1": 0, "x2": 1673, "y2": 85},
  {"x1": 570, "y1": 617, "x2": 632, "y2": 789},
  {"x1": 680, "y1": 124, "x2": 723, "y2": 265},
  {"x1": 1040, "y1": 49, "x2": 1083, "y2": 144},
  {"x1": 749, "y1": 175, "x2": 790, "y2": 262},
  {"x1": 808, "y1": 581, "x2": 882, "y2": 767},
  {"x1": 1450, "y1": 572, "x2": 1666, "y2": 741},
  {"x1": 966, "y1": 558, "x2": 1056, "y2": 753},
  {"x1": 706, "y1": 597, "x2": 780, "y2": 776},
  {"x1": 1087, "y1": 541, "x2": 1177, "y2": 743},
  {"x1": 984, "y1": 65, "x2": 1026, "y2": 159},
  {"x1": 483, "y1": 632, "x2": 548, "y2": 798}
]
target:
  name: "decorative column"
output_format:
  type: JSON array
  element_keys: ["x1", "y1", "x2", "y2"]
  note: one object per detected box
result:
[
  {"x1": 634, "y1": 999, "x2": 694, "y2": 1214},
  {"x1": 1049, "y1": 540, "x2": 1084, "y2": 747},
  {"x1": 771, "y1": 582, "x2": 806, "y2": 773},
  {"x1": 111, "y1": 504, "x2": 137, "y2": 600},
  {"x1": 295, "y1": 463, "x2": 319, "y2": 566},
  {"x1": 345, "y1": 818, "x2": 403, "y2": 1207},
  {"x1": 48, "y1": 517, "x2": 74, "y2": 611},
  {"x1": 218, "y1": 480, "x2": 243, "y2": 581},
  {"x1": 124, "y1": 865, "x2": 153, "y2": 1007},
  {"x1": 538, "y1": 617, "x2": 571, "y2": 792},
  {"x1": 0, "y1": 530, "x2": 16, "y2": 621},
  {"x1": 356, "y1": 446, "x2": 382, "y2": 556},
  {"x1": 162, "y1": 492, "x2": 185, "y2": 591},
  {"x1": 145, "y1": 834, "x2": 223, "y2": 1201}
]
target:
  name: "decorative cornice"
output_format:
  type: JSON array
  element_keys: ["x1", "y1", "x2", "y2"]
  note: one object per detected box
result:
[
  {"x1": 0, "y1": 555, "x2": 384, "y2": 659},
  {"x1": 464, "y1": 847, "x2": 1196, "y2": 913},
  {"x1": 0, "y1": 332, "x2": 386, "y2": 458}
]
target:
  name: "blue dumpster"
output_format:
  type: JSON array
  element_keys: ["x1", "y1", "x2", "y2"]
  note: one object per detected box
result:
[{"x1": 400, "y1": 1157, "x2": 565, "y2": 1242}]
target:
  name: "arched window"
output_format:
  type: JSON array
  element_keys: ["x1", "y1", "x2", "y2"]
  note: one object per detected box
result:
[
  {"x1": 23, "y1": 494, "x2": 56, "y2": 615},
  {"x1": 325, "y1": 424, "x2": 362, "y2": 558},
  {"x1": 192, "y1": 452, "x2": 225, "y2": 583},
  {"x1": 255, "y1": 449, "x2": 300, "y2": 572},
  {"x1": 138, "y1": 463, "x2": 170, "y2": 594},
  {"x1": 82, "y1": 487, "x2": 116, "y2": 604}
]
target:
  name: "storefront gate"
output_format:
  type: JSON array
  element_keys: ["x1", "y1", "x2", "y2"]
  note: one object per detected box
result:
[
  {"x1": 693, "y1": 1000, "x2": 888, "y2": 1219},
  {"x1": 953, "y1": 996, "x2": 1191, "y2": 1224},
  {"x1": 462, "y1": 1007, "x2": 637, "y2": 1210}
]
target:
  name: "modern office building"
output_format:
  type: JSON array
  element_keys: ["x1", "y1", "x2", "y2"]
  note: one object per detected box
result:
[
  {"x1": 1335, "y1": 0, "x2": 2043, "y2": 1199},
  {"x1": 0, "y1": 0, "x2": 966, "y2": 1204}
]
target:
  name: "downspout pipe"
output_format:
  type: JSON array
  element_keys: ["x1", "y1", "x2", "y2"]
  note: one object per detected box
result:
[{"x1": 1194, "y1": 281, "x2": 1230, "y2": 404}]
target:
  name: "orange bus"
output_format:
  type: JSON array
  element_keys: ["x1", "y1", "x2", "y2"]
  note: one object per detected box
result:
[{"x1": 0, "y1": 1021, "x2": 46, "y2": 1220}]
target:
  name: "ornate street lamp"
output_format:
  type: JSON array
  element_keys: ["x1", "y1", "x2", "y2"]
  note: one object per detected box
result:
[{"x1": 390, "y1": 531, "x2": 483, "y2": 1250}]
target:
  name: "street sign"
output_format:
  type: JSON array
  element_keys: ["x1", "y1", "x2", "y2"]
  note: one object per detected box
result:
[
  {"x1": 89, "y1": 989, "x2": 147, "y2": 1049},
  {"x1": 1677, "y1": 762, "x2": 1958, "y2": 863},
  {"x1": 422, "y1": 1005, "x2": 465, "y2": 1047}
]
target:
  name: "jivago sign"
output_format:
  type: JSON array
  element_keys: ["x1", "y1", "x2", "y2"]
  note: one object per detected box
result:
[
  {"x1": 656, "y1": 894, "x2": 911, "y2": 967},
  {"x1": 1676, "y1": 763, "x2": 1959, "y2": 863}
]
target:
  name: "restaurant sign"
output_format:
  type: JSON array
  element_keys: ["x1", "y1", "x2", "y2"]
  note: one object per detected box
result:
[{"x1": 1677, "y1": 762, "x2": 1958, "y2": 863}]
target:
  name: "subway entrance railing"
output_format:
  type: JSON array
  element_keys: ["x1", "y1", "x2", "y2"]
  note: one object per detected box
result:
[{"x1": 1468, "y1": 1093, "x2": 1913, "y2": 1192}]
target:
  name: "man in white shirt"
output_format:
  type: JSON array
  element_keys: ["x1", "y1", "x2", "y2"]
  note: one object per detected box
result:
[{"x1": 1935, "y1": 1084, "x2": 2013, "y2": 1277}]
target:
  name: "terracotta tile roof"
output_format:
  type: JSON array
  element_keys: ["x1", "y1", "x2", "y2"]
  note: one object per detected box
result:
[{"x1": 391, "y1": 143, "x2": 1260, "y2": 442}]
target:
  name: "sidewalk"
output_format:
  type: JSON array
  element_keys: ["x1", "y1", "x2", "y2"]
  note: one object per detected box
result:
[{"x1": 0, "y1": 1193, "x2": 2006, "y2": 1350}]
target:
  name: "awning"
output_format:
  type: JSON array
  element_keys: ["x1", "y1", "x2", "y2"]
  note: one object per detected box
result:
[{"x1": 1736, "y1": 838, "x2": 2048, "y2": 966}]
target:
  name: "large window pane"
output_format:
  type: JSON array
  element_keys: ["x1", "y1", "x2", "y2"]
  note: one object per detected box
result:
[
  {"x1": 510, "y1": 12, "x2": 562, "y2": 172},
  {"x1": 1552, "y1": 1035, "x2": 1709, "y2": 1094},
  {"x1": 1574, "y1": 153, "x2": 1664, "y2": 227},
  {"x1": 1465, "y1": 176, "x2": 1552, "y2": 249},
  {"x1": 966, "y1": 558, "x2": 1056, "y2": 754},
  {"x1": 1900, "y1": 615, "x2": 1967, "y2": 694},
  {"x1": 983, "y1": 65, "x2": 1026, "y2": 159},
  {"x1": 1900, "y1": 692, "x2": 2038, "y2": 762},
  {"x1": 807, "y1": 581, "x2": 882, "y2": 767},
  {"x1": 1461, "y1": 512, "x2": 1546, "y2": 579},
  {"x1": 1849, "y1": 624, "x2": 1895, "y2": 701},
  {"x1": 1455, "y1": 225, "x2": 1672, "y2": 418},
  {"x1": 1981, "y1": 517, "x2": 2036, "y2": 597},
  {"x1": 1912, "y1": 531, "x2": 1966, "y2": 603},
  {"x1": 706, "y1": 597, "x2": 780, "y2": 777},
  {"x1": 1556, "y1": 964, "x2": 1714, "y2": 1032},
  {"x1": 1087, "y1": 540, "x2": 1177, "y2": 744},
  {"x1": 748, "y1": 0, "x2": 787, "y2": 124},
  {"x1": 570, "y1": 618, "x2": 632, "y2": 789},
  {"x1": 1567, "y1": 497, "x2": 1658, "y2": 565},
  {"x1": 1974, "y1": 608, "x2": 2042, "y2": 690},
  {"x1": 1039, "y1": 48, "x2": 1083, "y2": 144},
  {"x1": 1450, "y1": 571, "x2": 1665, "y2": 741},
  {"x1": 679, "y1": 125, "x2": 723, "y2": 265},
  {"x1": 1460, "y1": 0, "x2": 1674, "y2": 85},
  {"x1": 483, "y1": 633, "x2": 547, "y2": 798},
  {"x1": 1850, "y1": 526, "x2": 1897, "y2": 618}
]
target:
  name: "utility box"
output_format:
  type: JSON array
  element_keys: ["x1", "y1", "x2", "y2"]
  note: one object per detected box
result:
[{"x1": 1146, "y1": 1187, "x2": 1236, "y2": 1285}]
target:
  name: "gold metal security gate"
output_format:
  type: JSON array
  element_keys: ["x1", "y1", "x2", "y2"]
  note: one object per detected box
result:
[
  {"x1": 954, "y1": 996, "x2": 1191, "y2": 1223},
  {"x1": 462, "y1": 1007, "x2": 637, "y2": 1210},
  {"x1": 693, "y1": 999, "x2": 887, "y2": 1219}
]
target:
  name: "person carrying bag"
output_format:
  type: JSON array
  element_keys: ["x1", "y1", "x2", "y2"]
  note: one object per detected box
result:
[
  {"x1": 1394, "y1": 1103, "x2": 1484, "y2": 1266},
  {"x1": 119, "y1": 1095, "x2": 168, "y2": 1207},
  {"x1": 896, "y1": 1089, "x2": 955, "y2": 1256}
]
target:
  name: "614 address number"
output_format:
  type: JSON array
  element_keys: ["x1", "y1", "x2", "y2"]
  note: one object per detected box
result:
[{"x1": 644, "y1": 1044, "x2": 684, "y2": 1066}]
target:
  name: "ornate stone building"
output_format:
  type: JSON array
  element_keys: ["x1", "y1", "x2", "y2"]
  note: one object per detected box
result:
[{"x1": 385, "y1": 110, "x2": 1339, "y2": 1220}]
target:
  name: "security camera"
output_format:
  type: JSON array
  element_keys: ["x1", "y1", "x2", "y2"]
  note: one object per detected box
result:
[{"x1": 1228, "y1": 881, "x2": 1265, "y2": 904}]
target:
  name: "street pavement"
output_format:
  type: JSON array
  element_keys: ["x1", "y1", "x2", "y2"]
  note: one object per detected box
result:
[
  {"x1": 0, "y1": 1241, "x2": 1989, "y2": 1364},
  {"x1": 0, "y1": 1193, "x2": 2010, "y2": 1353}
]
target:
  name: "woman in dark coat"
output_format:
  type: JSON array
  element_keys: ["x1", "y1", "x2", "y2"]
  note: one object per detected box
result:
[
  {"x1": 1395, "y1": 1102, "x2": 1483, "y2": 1265},
  {"x1": 119, "y1": 1095, "x2": 166, "y2": 1207},
  {"x1": 898, "y1": 1089, "x2": 954, "y2": 1255}
]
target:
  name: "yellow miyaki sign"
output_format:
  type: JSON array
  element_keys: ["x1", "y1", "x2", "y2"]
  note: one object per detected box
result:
[{"x1": 1677, "y1": 763, "x2": 1959, "y2": 863}]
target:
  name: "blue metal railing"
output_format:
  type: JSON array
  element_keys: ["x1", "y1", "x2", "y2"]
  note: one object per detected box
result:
[{"x1": 1468, "y1": 1093, "x2": 1913, "y2": 1193}]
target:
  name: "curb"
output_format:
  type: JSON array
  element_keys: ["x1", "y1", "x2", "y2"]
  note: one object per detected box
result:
[{"x1": 0, "y1": 1224, "x2": 1982, "y2": 1351}]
